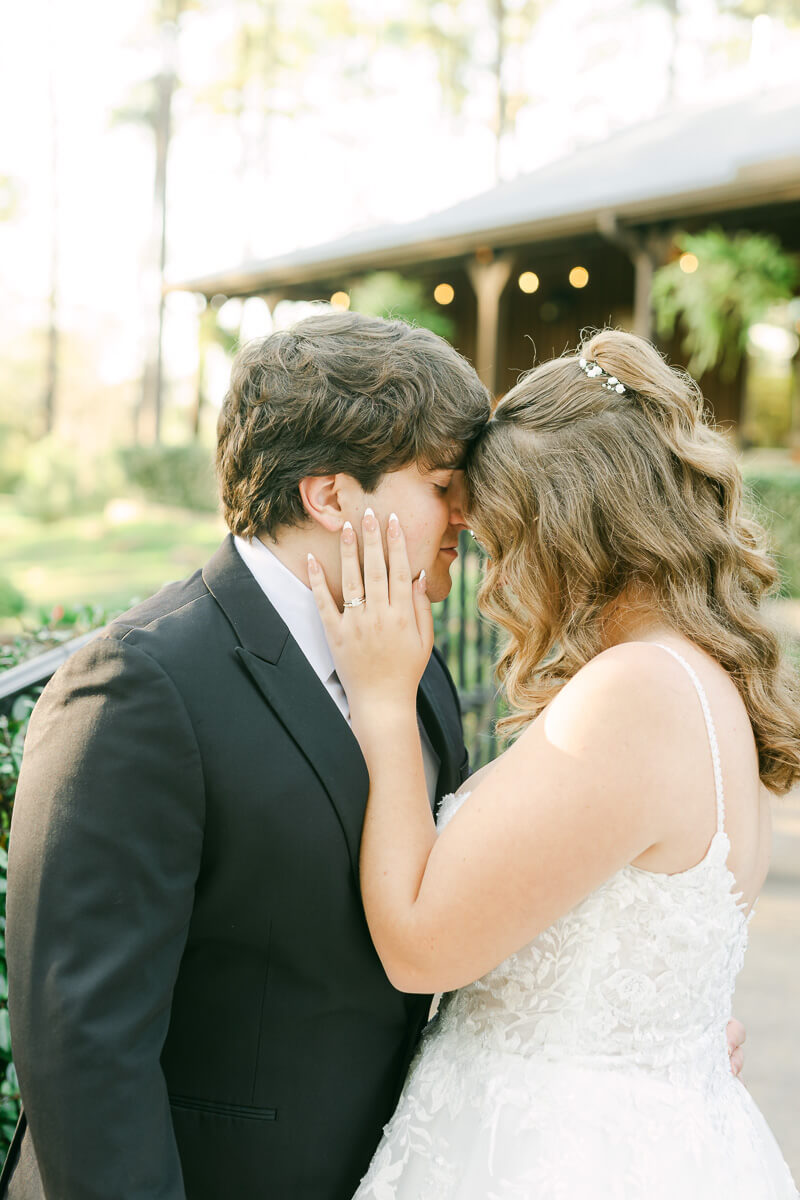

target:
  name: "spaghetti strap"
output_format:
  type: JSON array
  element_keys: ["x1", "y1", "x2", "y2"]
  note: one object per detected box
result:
[{"x1": 650, "y1": 642, "x2": 725, "y2": 835}]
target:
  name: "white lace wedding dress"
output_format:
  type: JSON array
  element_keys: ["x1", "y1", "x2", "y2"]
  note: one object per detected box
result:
[{"x1": 353, "y1": 644, "x2": 798, "y2": 1199}]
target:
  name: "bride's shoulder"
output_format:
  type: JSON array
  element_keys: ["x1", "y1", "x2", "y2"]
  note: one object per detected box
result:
[
  {"x1": 541, "y1": 640, "x2": 692, "y2": 749},
  {"x1": 565, "y1": 638, "x2": 689, "y2": 692}
]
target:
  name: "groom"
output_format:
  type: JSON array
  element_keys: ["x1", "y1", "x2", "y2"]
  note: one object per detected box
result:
[{"x1": 1, "y1": 312, "x2": 491, "y2": 1200}]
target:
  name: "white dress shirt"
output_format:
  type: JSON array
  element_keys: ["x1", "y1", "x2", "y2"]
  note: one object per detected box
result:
[{"x1": 234, "y1": 535, "x2": 441, "y2": 805}]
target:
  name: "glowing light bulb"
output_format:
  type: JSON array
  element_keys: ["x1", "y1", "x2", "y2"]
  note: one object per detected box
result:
[
  {"x1": 330, "y1": 291, "x2": 351, "y2": 309},
  {"x1": 679, "y1": 253, "x2": 699, "y2": 274},
  {"x1": 434, "y1": 283, "x2": 455, "y2": 305},
  {"x1": 518, "y1": 271, "x2": 540, "y2": 294},
  {"x1": 569, "y1": 266, "x2": 589, "y2": 289}
]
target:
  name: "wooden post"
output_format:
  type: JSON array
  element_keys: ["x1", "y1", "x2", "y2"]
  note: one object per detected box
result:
[
  {"x1": 633, "y1": 248, "x2": 656, "y2": 341},
  {"x1": 597, "y1": 211, "x2": 673, "y2": 342},
  {"x1": 466, "y1": 253, "x2": 514, "y2": 395}
]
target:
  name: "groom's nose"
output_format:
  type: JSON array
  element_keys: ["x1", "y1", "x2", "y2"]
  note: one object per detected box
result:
[{"x1": 447, "y1": 471, "x2": 468, "y2": 530}]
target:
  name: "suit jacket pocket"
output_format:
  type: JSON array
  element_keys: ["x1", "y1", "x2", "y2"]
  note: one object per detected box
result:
[{"x1": 169, "y1": 1094, "x2": 277, "y2": 1121}]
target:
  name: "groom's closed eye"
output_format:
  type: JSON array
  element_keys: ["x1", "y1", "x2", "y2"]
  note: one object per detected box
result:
[{"x1": 431, "y1": 473, "x2": 455, "y2": 494}]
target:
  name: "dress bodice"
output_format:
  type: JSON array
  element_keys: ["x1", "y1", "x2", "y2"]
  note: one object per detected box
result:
[{"x1": 432, "y1": 643, "x2": 751, "y2": 1092}]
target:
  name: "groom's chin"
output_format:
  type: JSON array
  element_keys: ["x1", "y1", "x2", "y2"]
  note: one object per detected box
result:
[{"x1": 425, "y1": 569, "x2": 454, "y2": 604}]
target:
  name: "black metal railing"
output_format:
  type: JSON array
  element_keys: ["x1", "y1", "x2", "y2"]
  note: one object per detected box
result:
[
  {"x1": 433, "y1": 530, "x2": 502, "y2": 768},
  {"x1": 0, "y1": 630, "x2": 102, "y2": 718}
]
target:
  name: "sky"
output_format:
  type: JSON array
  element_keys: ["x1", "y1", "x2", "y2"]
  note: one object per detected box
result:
[{"x1": 1, "y1": 0, "x2": 797, "y2": 431}]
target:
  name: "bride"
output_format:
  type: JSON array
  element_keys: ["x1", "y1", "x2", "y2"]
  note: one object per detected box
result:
[{"x1": 308, "y1": 329, "x2": 800, "y2": 1198}]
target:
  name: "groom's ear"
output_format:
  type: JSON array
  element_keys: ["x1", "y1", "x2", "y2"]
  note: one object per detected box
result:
[{"x1": 298, "y1": 473, "x2": 361, "y2": 533}]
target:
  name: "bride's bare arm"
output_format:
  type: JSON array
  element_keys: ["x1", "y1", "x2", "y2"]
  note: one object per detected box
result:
[{"x1": 310, "y1": 513, "x2": 690, "y2": 995}]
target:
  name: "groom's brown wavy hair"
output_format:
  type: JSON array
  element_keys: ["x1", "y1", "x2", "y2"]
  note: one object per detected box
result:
[
  {"x1": 465, "y1": 328, "x2": 800, "y2": 795},
  {"x1": 217, "y1": 310, "x2": 490, "y2": 539}
]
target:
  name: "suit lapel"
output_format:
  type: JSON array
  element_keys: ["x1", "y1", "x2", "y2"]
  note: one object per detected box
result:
[
  {"x1": 203, "y1": 537, "x2": 369, "y2": 882},
  {"x1": 203, "y1": 536, "x2": 467, "y2": 876},
  {"x1": 236, "y1": 644, "x2": 370, "y2": 880}
]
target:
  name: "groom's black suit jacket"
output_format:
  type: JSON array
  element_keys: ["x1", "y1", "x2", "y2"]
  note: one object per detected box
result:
[{"x1": 0, "y1": 536, "x2": 469, "y2": 1200}]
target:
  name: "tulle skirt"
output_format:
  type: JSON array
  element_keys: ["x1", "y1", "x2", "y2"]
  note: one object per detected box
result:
[{"x1": 352, "y1": 1052, "x2": 798, "y2": 1199}]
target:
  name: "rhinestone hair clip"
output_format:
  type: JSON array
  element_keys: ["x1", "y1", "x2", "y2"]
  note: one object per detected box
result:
[{"x1": 578, "y1": 357, "x2": 626, "y2": 394}]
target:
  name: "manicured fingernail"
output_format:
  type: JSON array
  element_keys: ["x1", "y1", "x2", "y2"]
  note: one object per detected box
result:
[
  {"x1": 363, "y1": 507, "x2": 377, "y2": 531},
  {"x1": 419, "y1": 569, "x2": 427, "y2": 593},
  {"x1": 342, "y1": 521, "x2": 355, "y2": 544},
  {"x1": 307, "y1": 552, "x2": 318, "y2": 573},
  {"x1": 388, "y1": 512, "x2": 400, "y2": 538}
]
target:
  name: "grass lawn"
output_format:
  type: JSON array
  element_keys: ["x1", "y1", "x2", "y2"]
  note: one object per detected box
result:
[{"x1": 0, "y1": 495, "x2": 227, "y2": 628}]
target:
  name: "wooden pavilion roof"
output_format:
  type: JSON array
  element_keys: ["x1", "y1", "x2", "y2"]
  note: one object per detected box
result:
[{"x1": 169, "y1": 83, "x2": 800, "y2": 299}]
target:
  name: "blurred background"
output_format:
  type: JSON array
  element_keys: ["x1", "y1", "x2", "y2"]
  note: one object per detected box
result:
[
  {"x1": 0, "y1": 0, "x2": 799, "y2": 1174},
  {"x1": 1, "y1": 0, "x2": 800, "y2": 622}
]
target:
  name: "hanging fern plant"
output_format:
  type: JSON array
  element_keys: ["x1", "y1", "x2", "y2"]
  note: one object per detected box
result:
[{"x1": 652, "y1": 229, "x2": 798, "y2": 379}]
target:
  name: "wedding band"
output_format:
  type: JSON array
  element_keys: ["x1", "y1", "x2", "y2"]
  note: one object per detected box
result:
[{"x1": 343, "y1": 596, "x2": 366, "y2": 608}]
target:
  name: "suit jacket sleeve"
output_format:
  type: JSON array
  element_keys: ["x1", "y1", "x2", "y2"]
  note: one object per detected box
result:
[{"x1": 6, "y1": 636, "x2": 205, "y2": 1200}]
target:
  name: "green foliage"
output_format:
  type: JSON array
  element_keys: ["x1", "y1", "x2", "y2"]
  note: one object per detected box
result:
[
  {"x1": 743, "y1": 368, "x2": 794, "y2": 449},
  {"x1": 0, "y1": 579, "x2": 25, "y2": 622},
  {"x1": 0, "y1": 844, "x2": 19, "y2": 1149},
  {"x1": 14, "y1": 437, "x2": 84, "y2": 523},
  {"x1": 13, "y1": 436, "x2": 122, "y2": 524},
  {"x1": 0, "y1": 427, "x2": 31, "y2": 495},
  {"x1": 349, "y1": 272, "x2": 455, "y2": 340},
  {"x1": 744, "y1": 465, "x2": 800, "y2": 598},
  {"x1": 385, "y1": 0, "x2": 542, "y2": 127},
  {"x1": 118, "y1": 443, "x2": 218, "y2": 512},
  {"x1": 652, "y1": 229, "x2": 799, "y2": 379}
]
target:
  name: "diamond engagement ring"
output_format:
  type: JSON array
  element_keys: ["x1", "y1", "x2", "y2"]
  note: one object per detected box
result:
[{"x1": 343, "y1": 596, "x2": 366, "y2": 608}]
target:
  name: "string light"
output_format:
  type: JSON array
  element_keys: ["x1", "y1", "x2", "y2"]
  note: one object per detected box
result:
[
  {"x1": 330, "y1": 291, "x2": 351, "y2": 309},
  {"x1": 679, "y1": 253, "x2": 699, "y2": 274},
  {"x1": 518, "y1": 271, "x2": 540, "y2": 294},
  {"x1": 434, "y1": 283, "x2": 455, "y2": 305},
  {"x1": 569, "y1": 266, "x2": 589, "y2": 289}
]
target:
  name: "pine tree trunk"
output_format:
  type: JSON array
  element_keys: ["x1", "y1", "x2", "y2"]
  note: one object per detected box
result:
[
  {"x1": 491, "y1": 0, "x2": 507, "y2": 182},
  {"x1": 42, "y1": 58, "x2": 59, "y2": 436},
  {"x1": 140, "y1": 1, "x2": 180, "y2": 444}
]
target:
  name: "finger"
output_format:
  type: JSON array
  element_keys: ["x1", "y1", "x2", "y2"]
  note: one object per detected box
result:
[
  {"x1": 307, "y1": 554, "x2": 341, "y2": 639},
  {"x1": 413, "y1": 570, "x2": 435, "y2": 657},
  {"x1": 727, "y1": 1018, "x2": 746, "y2": 1050},
  {"x1": 340, "y1": 520, "x2": 365, "y2": 609},
  {"x1": 362, "y1": 506, "x2": 389, "y2": 607},
  {"x1": 730, "y1": 1048, "x2": 744, "y2": 1078},
  {"x1": 386, "y1": 512, "x2": 413, "y2": 609}
]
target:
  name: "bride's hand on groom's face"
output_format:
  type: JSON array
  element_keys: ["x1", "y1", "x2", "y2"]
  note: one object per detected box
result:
[{"x1": 308, "y1": 508, "x2": 434, "y2": 717}]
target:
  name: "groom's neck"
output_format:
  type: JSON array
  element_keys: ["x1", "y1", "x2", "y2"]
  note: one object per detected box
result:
[{"x1": 256, "y1": 527, "x2": 344, "y2": 606}]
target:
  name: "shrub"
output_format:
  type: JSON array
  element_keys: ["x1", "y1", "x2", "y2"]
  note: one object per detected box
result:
[
  {"x1": 118, "y1": 443, "x2": 218, "y2": 512},
  {"x1": 13, "y1": 437, "x2": 123, "y2": 523},
  {"x1": 743, "y1": 465, "x2": 800, "y2": 598},
  {"x1": 0, "y1": 428, "x2": 31, "y2": 495},
  {"x1": 14, "y1": 436, "x2": 84, "y2": 523},
  {"x1": 0, "y1": 579, "x2": 24, "y2": 622}
]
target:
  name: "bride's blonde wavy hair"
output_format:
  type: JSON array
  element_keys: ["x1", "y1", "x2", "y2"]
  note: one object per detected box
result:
[{"x1": 465, "y1": 329, "x2": 800, "y2": 795}]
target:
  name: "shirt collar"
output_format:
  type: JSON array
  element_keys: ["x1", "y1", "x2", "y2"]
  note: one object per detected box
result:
[{"x1": 233, "y1": 534, "x2": 337, "y2": 685}]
